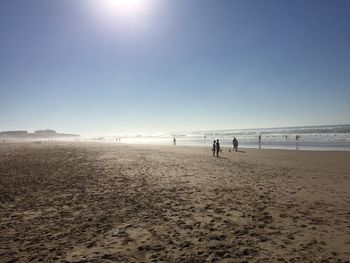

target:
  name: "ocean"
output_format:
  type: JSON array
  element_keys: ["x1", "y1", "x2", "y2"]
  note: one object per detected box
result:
[{"x1": 89, "y1": 124, "x2": 350, "y2": 151}]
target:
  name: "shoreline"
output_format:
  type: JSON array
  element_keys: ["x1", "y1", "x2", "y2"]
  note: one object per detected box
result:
[{"x1": 2, "y1": 139, "x2": 350, "y2": 152}]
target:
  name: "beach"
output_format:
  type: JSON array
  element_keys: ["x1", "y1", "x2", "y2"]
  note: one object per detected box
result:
[{"x1": 0, "y1": 142, "x2": 349, "y2": 263}]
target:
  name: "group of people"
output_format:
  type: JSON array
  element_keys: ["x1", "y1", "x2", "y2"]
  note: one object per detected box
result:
[
  {"x1": 212, "y1": 139, "x2": 221, "y2": 157},
  {"x1": 212, "y1": 137, "x2": 239, "y2": 157}
]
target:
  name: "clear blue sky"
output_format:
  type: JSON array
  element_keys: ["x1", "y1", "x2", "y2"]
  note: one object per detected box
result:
[{"x1": 1, "y1": 0, "x2": 349, "y2": 135}]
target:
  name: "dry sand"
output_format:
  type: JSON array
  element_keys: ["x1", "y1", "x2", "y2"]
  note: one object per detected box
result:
[{"x1": 0, "y1": 142, "x2": 349, "y2": 263}]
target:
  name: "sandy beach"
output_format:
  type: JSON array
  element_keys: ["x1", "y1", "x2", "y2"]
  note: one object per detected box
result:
[{"x1": 0, "y1": 142, "x2": 349, "y2": 263}]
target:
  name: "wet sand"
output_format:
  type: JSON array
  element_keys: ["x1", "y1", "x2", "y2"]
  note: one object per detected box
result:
[{"x1": 0, "y1": 142, "x2": 349, "y2": 262}]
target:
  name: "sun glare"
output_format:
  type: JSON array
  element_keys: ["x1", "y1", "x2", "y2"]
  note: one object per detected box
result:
[
  {"x1": 89, "y1": 0, "x2": 157, "y2": 35},
  {"x1": 101, "y1": 0, "x2": 149, "y2": 17}
]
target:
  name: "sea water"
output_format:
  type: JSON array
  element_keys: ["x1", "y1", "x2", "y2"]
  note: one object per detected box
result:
[{"x1": 88, "y1": 124, "x2": 350, "y2": 151}]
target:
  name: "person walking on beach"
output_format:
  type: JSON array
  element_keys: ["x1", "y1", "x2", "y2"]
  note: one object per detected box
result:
[
  {"x1": 173, "y1": 137, "x2": 176, "y2": 146},
  {"x1": 212, "y1": 140, "x2": 216, "y2": 156},
  {"x1": 233, "y1": 137, "x2": 238, "y2": 152},
  {"x1": 258, "y1": 135, "x2": 261, "y2": 149},
  {"x1": 216, "y1": 139, "x2": 220, "y2": 157}
]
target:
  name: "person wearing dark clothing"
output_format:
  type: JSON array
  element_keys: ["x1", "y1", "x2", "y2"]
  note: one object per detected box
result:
[
  {"x1": 216, "y1": 139, "x2": 220, "y2": 157},
  {"x1": 212, "y1": 140, "x2": 216, "y2": 156},
  {"x1": 233, "y1": 137, "x2": 238, "y2": 152}
]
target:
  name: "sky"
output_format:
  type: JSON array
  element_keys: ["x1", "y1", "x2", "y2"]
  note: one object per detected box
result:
[{"x1": 0, "y1": 0, "x2": 350, "y2": 136}]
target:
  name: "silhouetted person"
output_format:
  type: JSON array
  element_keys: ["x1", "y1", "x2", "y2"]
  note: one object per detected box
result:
[
  {"x1": 173, "y1": 137, "x2": 176, "y2": 146},
  {"x1": 212, "y1": 140, "x2": 216, "y2": 156},
  {"x1": 258, "y1": 135, "x2": 261, "y2": 149},
  {"x1": 233, "y1": 137, "x2": 238, "y2": 152},
  {"x1": 216, "y1": 139, "x2": 220, "y2": 157}
]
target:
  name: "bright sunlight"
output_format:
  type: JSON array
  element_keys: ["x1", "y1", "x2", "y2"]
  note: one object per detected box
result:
[{"x1": 100, "y1": 0, "x2": 150, "y2": 18}]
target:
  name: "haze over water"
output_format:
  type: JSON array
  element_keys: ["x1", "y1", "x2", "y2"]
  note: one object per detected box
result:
[{"x1": 81, "y1": 124, "x2": 350, "y2": 151}]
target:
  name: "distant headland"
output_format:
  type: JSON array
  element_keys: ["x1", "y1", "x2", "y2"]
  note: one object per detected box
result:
[{"x1": 0, "y1": 129, "x2": 80, "y2": 139}]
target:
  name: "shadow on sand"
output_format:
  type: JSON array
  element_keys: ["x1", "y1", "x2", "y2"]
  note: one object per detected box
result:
[{"x1": 216, "y1": 156, "x2": 228, "y2": 159}]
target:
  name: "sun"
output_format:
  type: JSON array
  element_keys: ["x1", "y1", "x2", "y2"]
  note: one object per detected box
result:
[
  {"x1": 89, "y1": 0, "x2": 156, "y2": 32},
  {"x1": 101, "y1": 0, "x2": 149, "y2": 17},
  {"x1": 111, "y1": 0, "x2": 147, "y2": 11}
]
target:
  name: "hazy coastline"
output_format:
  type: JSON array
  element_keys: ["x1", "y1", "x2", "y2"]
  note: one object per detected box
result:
[
  {"x1": 91, "y1": 124, "x2": 350, "y2": 151},
  {"x1": 2, "y1": 124, "x2": 350, "y2": 151}
]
